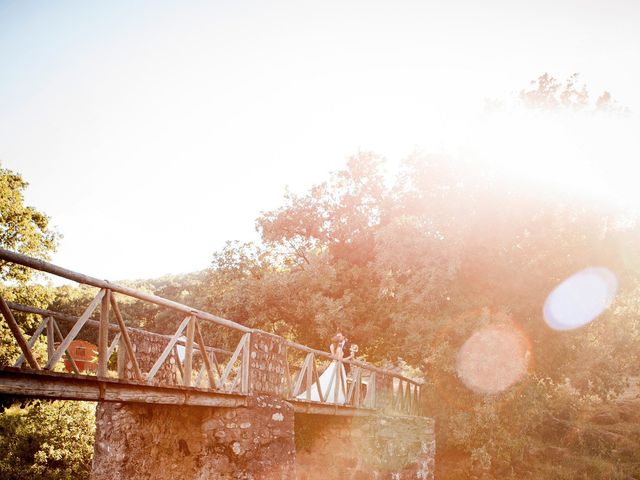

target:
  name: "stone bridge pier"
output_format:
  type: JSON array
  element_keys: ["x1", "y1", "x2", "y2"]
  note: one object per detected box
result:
[
  {"x1": 90, "y1": 331, "x2": 435, "y2": 479},
  {"x1": 295, "y1": 413, "x2": 435, "y2": 479},
  {"x1": 91, "y1": 400, "x2": 435, "y2": 480},
  {"x1": 91, "y1": 396, "x2": 296, "y2": 480}
]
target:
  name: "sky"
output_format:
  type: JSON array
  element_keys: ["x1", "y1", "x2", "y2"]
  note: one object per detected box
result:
[{"x1": 1, "y1": 0, "x2": 639, "y2": 282}]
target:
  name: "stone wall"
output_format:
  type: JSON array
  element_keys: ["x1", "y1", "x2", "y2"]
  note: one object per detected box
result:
[
  {"x1": 120, "y1": 330, "x2": 180, "y2": 386},
  {"x1": 375, "y1": 374, "x2": 395, "y2": 414},
  {"x1": 249, "y1": 331, "x2": 288, "y2": 396},
  {"x1": 295, "y1": 414, "x2": 435, "y2": 480},
  {"x1": 91, "y1": 395, "x2": 295, "y2": 480}
]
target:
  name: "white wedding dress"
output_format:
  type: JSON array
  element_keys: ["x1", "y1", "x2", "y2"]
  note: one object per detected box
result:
[{"x1": 296, "y1": 359, "x2": 347, "y2": 404}]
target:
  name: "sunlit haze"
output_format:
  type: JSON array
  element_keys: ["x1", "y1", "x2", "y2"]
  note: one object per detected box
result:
[{"x1": 1, "y1": 0, "x2": 639, "y2": 281}]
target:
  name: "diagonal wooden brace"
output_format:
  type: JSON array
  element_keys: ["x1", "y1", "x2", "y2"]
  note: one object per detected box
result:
[
  {"x1": 183, "y1": 316, "x2": 195, "y2": 387},
  {"x1": 0, "y1": 294, "x2": 40, "y2": 369},
  {"x1": 195, "y1": 320, "x2": 218, "y2": 389},
  {"x1": 106, "y1": 332, "x2": 121, "y2": 359},
  {"x1": 292, "y1": 352, "x2": 312, "y2": 398},
  {"x1": 146, "y1": 315, "x2": 191, "y2": 383},
  {"x1": 312, "y1": 355, "x2": 324, "y2": 402},
  {"x1": 218, "y1": 333, "x2": 250, "y2": 391},
  {"x1": 52, "y1": 318, "x2": 80, "y2": 374},
  {"x1": 14, "y1": 316, "x2": 48, "y2": 367},
  {"x1": 45, "y1": 289, "x2": 106, "y2": 370}
]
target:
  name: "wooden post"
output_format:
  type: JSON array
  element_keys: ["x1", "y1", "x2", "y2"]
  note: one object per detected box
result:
[
  {"x1": 117, "y1": 333, "x2": 126, "y2": 380},
  {"x1": 353, "y1": 368, "x2": 361, "y2": 407},
  {"x1": 312, "y1": 356, "x2": 324, "y2": 402},
  {"x1": 0, "y1": 294, "x2": 40, "y2": 369},
  {"x1": 406, "y1": 383, "x2": 413, "y2": 414},
  {"x1": 400, "y1": 380, "x2": 411, "y2": 412},
  {"x1": 97, "y1": 290, "x2": 110, "y2": 377},
  {"x1": 369, "y1": 372, "x2": 376, "y2": 408},
  {"x1": 110, "y1": 294, "x2": 143, "y2": 381},
  {"x1": 194, "y1": 321, "x2": 217, "y2": 389},
  {"x1": 347, "y1": 367, "x2": 361, "y2": 407},
  {"x1": 46, "y1": 316, "x2": 55, "y2": 362},
  {"x1": 174, "y1": 346, "x2": 184, "y2": 382},
  {"x1": 218, "y1": 333, "x2": 249, "y2": 391},
  {"x1": 305, "y1": 353, "x2": 314, "y2": 401},
  {"x1": 241, "y1": 332, "x2": 251, "y2": 394},
  {"x1": 284, "y1": 346, "x2": 293, "y2": 397},
  {"x1": 183, "y1": 316, "x2": 195, "y2": 387}
]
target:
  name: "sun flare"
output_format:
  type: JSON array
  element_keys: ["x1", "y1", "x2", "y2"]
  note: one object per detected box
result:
[{"x1": 463, "y1": 109, "x2": 640, "y2": 211}]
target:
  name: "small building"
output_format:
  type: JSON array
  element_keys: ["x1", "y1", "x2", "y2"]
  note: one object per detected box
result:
[{"x1": 64, "y1": 339, "x2": 98, "y2": 373}]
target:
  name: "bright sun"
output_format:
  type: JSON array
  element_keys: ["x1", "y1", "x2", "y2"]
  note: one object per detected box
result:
[{"x1": 463, "y1": 109, "x2": 640, "y2": 211}]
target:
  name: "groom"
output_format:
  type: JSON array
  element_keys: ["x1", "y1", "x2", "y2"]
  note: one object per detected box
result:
[{"x1": 337, "y1": 332, "x2": 351, "y2": 375}]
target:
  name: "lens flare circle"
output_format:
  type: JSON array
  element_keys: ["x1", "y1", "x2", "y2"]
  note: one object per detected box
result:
[
  {"x1": 543, "y1": 267, "x2": 618, "y2": 331},
  {"x1": 457, "y1": 324, "x2": 530, "y2": 395}
]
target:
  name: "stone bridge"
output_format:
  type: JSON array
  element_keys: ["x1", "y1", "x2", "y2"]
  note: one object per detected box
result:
[{"x1": 0, "y1": 248, "x2": 435, "y2": 479}]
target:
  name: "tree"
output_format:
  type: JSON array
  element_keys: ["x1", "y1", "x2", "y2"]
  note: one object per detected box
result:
[
  {"x1": 0, "y1": 400, "x2": 95, "y2": 480},
  {"x1": 202, "y1": 109, "x2": 640, "y2": 478},
  {"x1": 0, "y1": 166, "x2": 93, "y2": 480},
  {"x1": 0, "y1": 165, "x2": 59, "y2": 282},
  {"x1": 519, "y1": 72, "x2": 629, "y2": 113},
  {"x1": 0, "y1": 166, "x2": 60, "y2": 364}
]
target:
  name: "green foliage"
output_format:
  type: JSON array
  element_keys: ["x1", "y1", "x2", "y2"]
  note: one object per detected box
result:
[
  {"x1": 0, "y1": 164, "x2": 59, "y2": 365},
  {"x1": 0, "y1": 401, "x2": 95, "y2": 480},
  {"x1": 200, "y1": 143, "x2": 640, "y2": 477},
  {"x1": 0, "y1": 165, "x2": 59, "y2": 282},
  {"x1": 0, "y1": 282, "x2": 57, "y2": 365},
  {"x1": 0, "y1": 166, "x2": 93, "y2": 480}
]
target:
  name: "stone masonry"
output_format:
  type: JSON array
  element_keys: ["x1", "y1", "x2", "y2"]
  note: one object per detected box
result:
[
  {"x1": 249, "y1": 331, "x2": 288, "y2": 397},
  {"x1": 295, "y1": 414, "x2": 436, "y2": 480},
  {"x1": 121, "y1": 330, "x2": 181, "y2": 386},
  {"x1": 91, "y1": 396, "x2": 296, "y2": 480}
]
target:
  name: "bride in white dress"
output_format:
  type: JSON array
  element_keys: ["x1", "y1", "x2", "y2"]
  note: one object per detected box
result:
[{"x1": 297, "y1": 334, "x2": 351, "y2": 404}]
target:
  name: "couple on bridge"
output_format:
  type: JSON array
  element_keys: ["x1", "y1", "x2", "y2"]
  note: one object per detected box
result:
[{"x1": 297, "y1": 332, "x2": 359, "y2": 404}]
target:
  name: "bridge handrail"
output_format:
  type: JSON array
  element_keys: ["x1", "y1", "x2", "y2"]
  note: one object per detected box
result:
[
  {"x1": 0, "y1": 247, "x2": 251, "y2": 332},
  {"x1": 284, "y1": 341, "x2": 422, "y2": 386},
  {"x1": 0, "y1": 247, "x2": 423, "y2": 389},
  {"x1": 6, "y1": 301, "x2": 234, "y2": 357}
]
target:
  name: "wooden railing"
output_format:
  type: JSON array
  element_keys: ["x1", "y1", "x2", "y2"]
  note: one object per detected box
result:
[
  {"x1": 283, "y1": 343, "x2": 424, "y2": 415},
  {"x1": 0, "y1": 248, "x2": 424, "y2": 416}
]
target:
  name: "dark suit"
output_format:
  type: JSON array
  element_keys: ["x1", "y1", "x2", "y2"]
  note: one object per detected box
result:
[{"x1": 341, "y1": 340, "x2": 351, "y2": 375}]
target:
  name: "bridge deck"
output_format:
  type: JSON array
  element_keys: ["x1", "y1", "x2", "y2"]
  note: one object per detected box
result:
[{"x1": 0, "y1": 367, "x2": 379, "y2": 417}]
